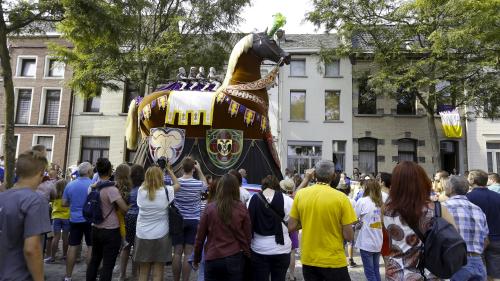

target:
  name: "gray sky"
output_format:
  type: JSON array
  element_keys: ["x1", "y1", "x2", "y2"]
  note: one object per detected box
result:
[{"x1": 237, "y1": 0, "x2": 321, "y2": 34}]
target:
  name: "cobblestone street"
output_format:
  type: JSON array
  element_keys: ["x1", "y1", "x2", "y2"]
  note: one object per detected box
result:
[{"x1": 44, "y1": 251, "x2": 383, "y2": 281}]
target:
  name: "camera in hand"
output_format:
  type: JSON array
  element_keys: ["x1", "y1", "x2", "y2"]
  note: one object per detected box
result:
[{"x1": 157, "y1": 157, "x2": 167, "y2": 170}]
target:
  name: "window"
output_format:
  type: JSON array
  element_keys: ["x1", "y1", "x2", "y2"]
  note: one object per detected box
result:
[
  {"x1": 34, "y1": 136, "x2": 54, "y2": 161},
  {"x1": 123, "y1": 81, "x2": 140, "y2": 113},
  {"x1": 325, "y1": 91, "x2": 340, "y2": 121},
  {"x1": 358, "y1": 138, "x2": 377, "y2": 175},
  {"x1": 287, "y1": 142, "x2": 322, "y2": 176},
  {"x1": 15, "y1": 89, "x2": 32, "y2": 124},
  {"x1": 46, "y1": 58, "x2": 65, "y2": 78},
  {"x1": 18, "y1": 57, "x2": 36, "y2": 77},
  {"x1": 396, "y1": 89, "x2": 416, "y2": 115},
  {"x1": 290, "y1": 59, "x2": 306, "y2": 76},
  {"x1": 398, "y1": 138, "x2": 417, "y2": 162},
  {"x1": 0, "y1": 134, "x2": 20, "y2": 157},
  {"x1": 80, "y1": 137, "x2": 110, "y2": 164},
  {"x1": 325, "y1": 60, "x2": 340, "y2": 77},
  {"x1": 84, "y1": 96, "x2": 101, "y2": 112},
  {"x1": 487, "y1": 142, "x2": 500, "y2": 174},
  {"x1": 43, "y1": 89, "x2": 61, "y2": 125},
  {"x1": 290, "y1": 91, "x2": 306, "y2": 121},
  {"x1": 358, "y1": 77, "x2": 376, "y2": 114},
  {"x1": 332, "y1": 141, "x2": 346, "y2": 172}
]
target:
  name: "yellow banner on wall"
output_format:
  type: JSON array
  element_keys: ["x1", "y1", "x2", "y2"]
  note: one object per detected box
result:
[{"x1": 439, "y1": 109, "x2": 462, "y2": 138}]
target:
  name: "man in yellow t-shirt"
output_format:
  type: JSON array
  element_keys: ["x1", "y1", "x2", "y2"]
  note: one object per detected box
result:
[{"x1": 289, "y1": 160, "x2": 357, "y2": 281}]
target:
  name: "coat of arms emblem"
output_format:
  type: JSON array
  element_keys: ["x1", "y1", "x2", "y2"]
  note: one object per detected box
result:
[
  {"x1": 148, "y1": 127, "x2": 186, "y2": 165},
  {"x1": 206, "y1": 129, "x2": 243, "y2": 169}
]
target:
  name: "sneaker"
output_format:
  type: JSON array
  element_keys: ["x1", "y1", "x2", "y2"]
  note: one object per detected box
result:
[
  {"x1": 348, "y1": 258, "x2": 358, "y2": 268},
  {"x1": 44, "y1": 257, "x2": 55, "y2": 264},
  {"x1": 63, "y1": 277, "x2": 72, "y2": 281}
]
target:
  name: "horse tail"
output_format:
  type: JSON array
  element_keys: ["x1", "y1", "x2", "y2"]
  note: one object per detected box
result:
[{"x1": 126, "y1": 99, "x2": 139, "y2": 150}]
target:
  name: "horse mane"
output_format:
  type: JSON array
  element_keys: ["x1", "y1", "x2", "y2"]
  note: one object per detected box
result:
[{"x1": 222, "y1": 34, "x2": 254, "y2": 87}]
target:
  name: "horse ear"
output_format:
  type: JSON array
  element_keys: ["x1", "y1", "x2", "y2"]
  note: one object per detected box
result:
[{"x1": 264, "y1": 27, "x2": 268, "y2": 35}]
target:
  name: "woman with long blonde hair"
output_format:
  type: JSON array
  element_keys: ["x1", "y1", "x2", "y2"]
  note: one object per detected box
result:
[
  {"x1": 134, "y1": 165, "x2": 180, "y2": 281},
  {"x1": 114, "y1": 164, "x2": 132, "y2": 240},
  {"x1": 354, "y1": 179, "x2": 383, "y2": 281}
]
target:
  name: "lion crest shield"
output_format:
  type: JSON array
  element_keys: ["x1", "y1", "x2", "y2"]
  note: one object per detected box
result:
[{"x1": 206, "y1": 129, "x2": 243, "y2": 169}]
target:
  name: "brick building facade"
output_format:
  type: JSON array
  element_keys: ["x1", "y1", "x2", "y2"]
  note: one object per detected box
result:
[{"x1": 0, "y1": 36, "x2": 73, "y2": 168}]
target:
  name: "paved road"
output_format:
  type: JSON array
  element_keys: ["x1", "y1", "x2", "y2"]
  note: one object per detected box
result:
[{"x1": 44, "y1": 251, "x2": 384, "y2": 281}]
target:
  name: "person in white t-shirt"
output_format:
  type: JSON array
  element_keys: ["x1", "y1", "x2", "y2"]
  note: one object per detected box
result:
[
  {"x1": 229, "y1": 169, "x2": 250, "y2": 204},
  {"x1": 377, "y1": 172, "x2": 391, "y2": 203},
  {"x1": 134, "y1": 166, "x2": 180, "y2": 281},
  {"x1": 248, "y1": 175, "x2": 293, "y2": 281},
  {"x1": 354, "y1": 179, "x2": 383, "y2": 281}
]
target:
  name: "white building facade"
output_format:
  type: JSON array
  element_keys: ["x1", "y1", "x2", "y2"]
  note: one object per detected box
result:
[
  {"x1": 466, "y1": 118, "x2": 500, "y2": 174},
  {"x1": 273, "y1": 34, "x2": 353, "y2": 175},
  {"x1": 67, "y1": 81, "x2": 138, "y2": 168}
]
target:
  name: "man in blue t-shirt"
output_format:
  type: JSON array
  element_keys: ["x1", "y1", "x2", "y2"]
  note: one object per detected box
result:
[
  {"x1": 467, "y1": 169, "x2": 500, "y2": 280},
  {"x1": 62, "y1": 162, "x2": 94, "y2": 281}
]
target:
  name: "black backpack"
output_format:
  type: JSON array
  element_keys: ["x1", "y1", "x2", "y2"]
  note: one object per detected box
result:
[
  {"x1": 82, "y1": 181, "x2": 115, "y2": 224},
  {"x1": 165, "y1": 187, "x2": 183, "y2": 236},
  {"x1": 410, "y1": 201, "x2": 467, "y2": 279}
]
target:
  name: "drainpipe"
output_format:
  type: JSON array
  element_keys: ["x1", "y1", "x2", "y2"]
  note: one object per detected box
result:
[{"x1": 64, "y1": 88, "x2": 74, "y2": 175}]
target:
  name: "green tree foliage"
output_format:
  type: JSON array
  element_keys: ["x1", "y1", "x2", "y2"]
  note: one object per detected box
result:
[
  {"x1": 308, "y1": 0, "x2": 500, "y2": 170},
  {"x1": 52, "y1": 0, "x2": 250, "y2": 97},
  {"x1": 0, "y1": 0, "x2": 63, "y2": 188}
]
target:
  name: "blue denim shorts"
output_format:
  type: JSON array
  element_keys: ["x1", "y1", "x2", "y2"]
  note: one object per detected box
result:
[
  {"x1": 450, "y1": 255, "x2": 486, "y2": 281},
  {"x1": 172, "y1": 219, "x2": 199, "y2": 246},
  {"x1": 53, "y1": 218, "x2": 70, "y2": 233}
]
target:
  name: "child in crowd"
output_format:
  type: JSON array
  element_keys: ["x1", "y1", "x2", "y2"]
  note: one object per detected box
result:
[{"x1": 46, "y1": 179, "x2": 70, "y2": 263}]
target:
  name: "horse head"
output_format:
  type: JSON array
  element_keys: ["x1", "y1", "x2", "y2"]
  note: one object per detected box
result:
[{"x1": 250, "y1": 31, "x2": 291, "y2": 65}]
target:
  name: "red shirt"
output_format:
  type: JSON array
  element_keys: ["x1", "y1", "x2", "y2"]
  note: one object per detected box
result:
[{"x1": 194, "y1": 201, "x2": 252, "y2": 263}]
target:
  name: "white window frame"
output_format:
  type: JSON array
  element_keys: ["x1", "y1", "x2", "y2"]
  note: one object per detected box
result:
[
  {"x1": 14, "y1": 87, "x2": 34, "y2": 125},
  {"x1": 325, "y1": 90, "x2": 341, "y2": 121},
  {"x1": 15, "y1": 55, "x2": 38, "y2": 78},
  {"x1": 32, "y1": 134, "x2": 55, "y2": 162},
  {"x1": 486, "y1": 142, "x2": 500, "y2": 173},
  {"x1": 289, "y1": 59, "x2": 306, "y2": 77},
  {"x1": 38, "y1": 87, "x2": 62, "y2": 125},
  {"x1": 287, "y1": 141, "x2": 323, "y2": 176},
  {"x1": 324, "y1": 60, "x2": 340, "y2": 77},
  {"x1": 332, "y1": 140, "x2": 347, "y2": 171},
  {"x1": 43, "y1": 56, "x2": 65, "y2": 79},
  {"x1": 0, "y1": 134, "x2": 21, "y2": 157},
  {"x1": 290, "y1": 90, "x2": 307, "y2": 121}
]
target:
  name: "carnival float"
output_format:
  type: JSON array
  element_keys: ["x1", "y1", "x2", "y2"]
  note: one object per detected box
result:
[{"x1": 126, "y1": 16, "x2": 290, "y2": 183}]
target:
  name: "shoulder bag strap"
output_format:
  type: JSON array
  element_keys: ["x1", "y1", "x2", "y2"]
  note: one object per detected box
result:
[
  {"x1": 256, "y1": 192, "x2": 287, "y2": 226},
  {"x1": 99, "y1": 186, "x2": 115, "y2": 220},
  {"x1": 434, "y1": 201, "x2": 442, "y2": 218},
  {"x1": 164, "y1": 187, "x2": 173, "y2": 206}
]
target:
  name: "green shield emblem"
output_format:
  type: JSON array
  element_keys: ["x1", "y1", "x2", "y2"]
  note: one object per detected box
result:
[{"x1": 206, "y1": 129, "x2": 243, "y2": 169}]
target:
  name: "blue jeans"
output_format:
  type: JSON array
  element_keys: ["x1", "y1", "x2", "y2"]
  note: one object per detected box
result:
[
  {"x1": 204, "y1": 252, "x2": 244, "y2": 281},
  {"x1": 360, "y1": 249, "x2": 381, "y2": 281},
  {"x1": 251, "y1": 251, "x2": 290, "y2": 281},
  {"x1": 450, "y1": 255, "x2": 487, "y2": 281}
]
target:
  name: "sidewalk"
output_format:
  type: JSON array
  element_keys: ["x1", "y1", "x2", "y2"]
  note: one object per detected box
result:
[{"x1": 44, "y1": 253, "x2": 383, "y2": 280}]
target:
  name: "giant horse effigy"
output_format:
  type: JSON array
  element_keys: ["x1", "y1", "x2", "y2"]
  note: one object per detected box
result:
[{"x1": 126, "y1": 26, "x2": 290, "y2": 183}]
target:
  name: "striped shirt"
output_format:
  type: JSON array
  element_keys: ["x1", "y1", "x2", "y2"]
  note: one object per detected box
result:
[
  {"x1": 444, "y1": 195, "x2": 489, "y2": 254},
  {"x1": 174, "y1": 177, "x2": 207, "y2": 220}
]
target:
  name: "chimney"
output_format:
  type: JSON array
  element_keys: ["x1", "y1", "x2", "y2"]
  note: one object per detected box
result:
[{"x1": 276, "y1": 29, "x2": 285, "y2": 42}]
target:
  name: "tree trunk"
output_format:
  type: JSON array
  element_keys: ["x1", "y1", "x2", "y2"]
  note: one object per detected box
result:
[
  {"x1": 0, "y1": 18, "x2": 16, "y2": 188},
  {"x1": 426, "y1": 112, "x2": 441, "y2": 172}
]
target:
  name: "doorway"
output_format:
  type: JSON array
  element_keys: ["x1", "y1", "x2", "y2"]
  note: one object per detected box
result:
[{"x1": 440, "y1": 140, "x2": 459, "y2": 174}]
